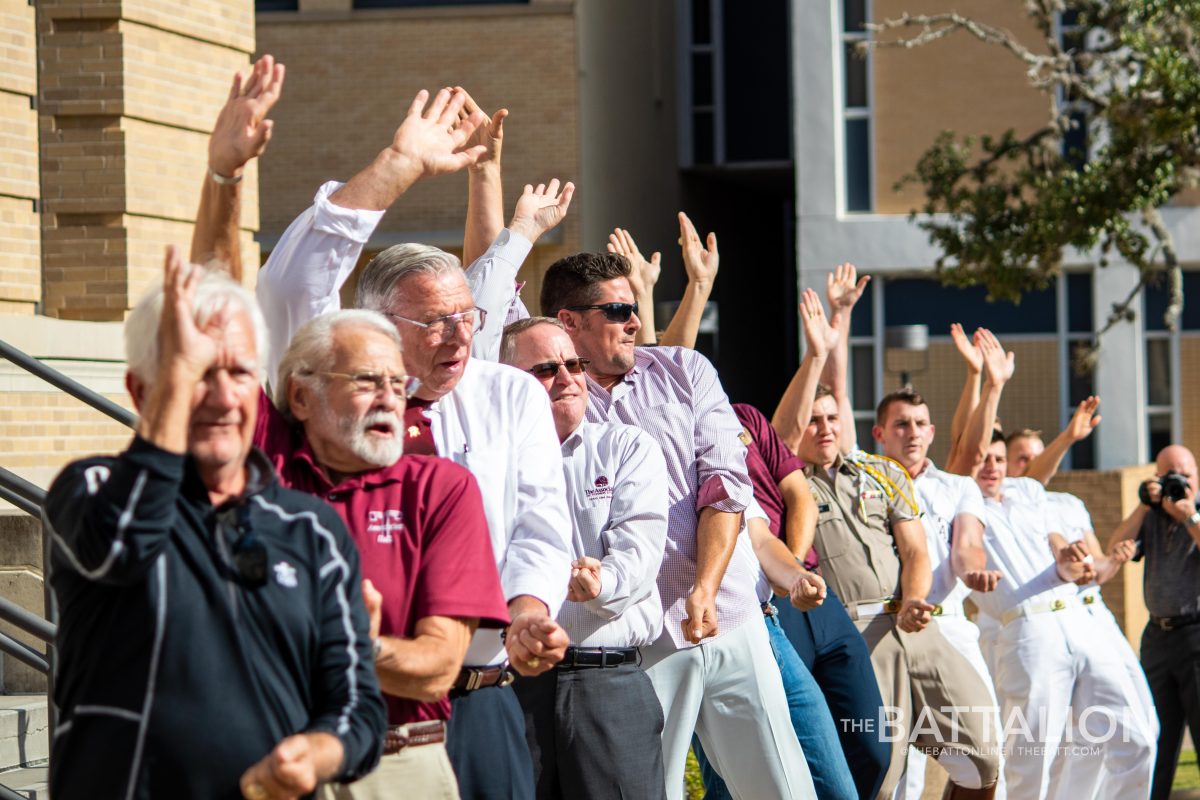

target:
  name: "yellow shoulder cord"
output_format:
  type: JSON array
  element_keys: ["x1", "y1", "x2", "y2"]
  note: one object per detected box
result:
[{"x1": 846, "y1": 455, "x2": 921, "y2": 518}]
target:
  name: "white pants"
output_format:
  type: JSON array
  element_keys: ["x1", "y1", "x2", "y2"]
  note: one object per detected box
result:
[
  {"x1": 642, "y1": 618, "x2": 817, "y2": 800},
  {"x1": 989, "y1": 606, "x2": 1155, "y2": 800},
  {"x1": 1045, "y1": 600, "x2": 1159, "y2": 800},
  {"x1": 900, "y1": 615, "x2": 1007, "y2": 800}
]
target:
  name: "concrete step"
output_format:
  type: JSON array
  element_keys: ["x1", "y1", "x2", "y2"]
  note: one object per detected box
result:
[
  {"x1": 0, "y1": 764, "x2": 48, "y2": 799},
  {"x1": 0, "y1": 696, "x2": 47, "y2": 773}
]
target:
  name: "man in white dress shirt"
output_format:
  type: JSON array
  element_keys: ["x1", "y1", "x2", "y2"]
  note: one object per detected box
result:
[
  {"x1": 973, "y1": 433, "x2": 1154, "y2": 799},
  {"x1": 253, "y1": 87, "x2": 574, "y2": 800},
  {"x1": 500, "y1": 317, "x2": 669, "y2": 800}
]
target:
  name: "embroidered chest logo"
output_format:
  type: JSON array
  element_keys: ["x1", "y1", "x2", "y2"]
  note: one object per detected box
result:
[
  {"x1": 273, "y1": 561, "x2": 298, "y2": 588},
  {"x1": 585, "y1": 475, "x2": 613, "y2": 502},
  {"x1": 367, "y1": 509, "x2": 405, "y2": 544},
  {"x1": 407, "y1": 425, "x2": 420, "y2": 438}
]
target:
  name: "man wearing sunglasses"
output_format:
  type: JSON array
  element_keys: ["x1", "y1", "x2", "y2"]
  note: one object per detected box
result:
[
  {"x1": 541, "y1": 253, "x2": 817, "y2": 799},
  {"x1": 235, "y1": 88, "x2": 575, "y2": 799},
  {"x1": 498, "y1": 317, "x2": 669, "y2": 800},
  {"x1": 43, "y1": 249, "x2": 388, "y2": 799},
  {"x1": 251, "y1": 308, "x2": 511, "y2": 800}
]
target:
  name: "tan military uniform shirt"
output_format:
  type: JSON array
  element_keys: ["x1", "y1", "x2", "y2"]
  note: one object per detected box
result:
[{"x1": 804, "y1": 453, "x2": 920, "y2": 605}]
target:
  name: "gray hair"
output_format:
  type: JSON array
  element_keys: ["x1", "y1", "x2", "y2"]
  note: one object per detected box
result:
[
  {"x1": 354, "y1": 244, "x2": 463, "y2": 312},
  {"x1": 125, "y1": 267, "x2": 269, "y2": 383},
  {"x1": 274, "y1": 309, "x2": 403, "y2": 423},
  {"x1": 499, "y1": 317, "x2": 566, "y2": 365}
]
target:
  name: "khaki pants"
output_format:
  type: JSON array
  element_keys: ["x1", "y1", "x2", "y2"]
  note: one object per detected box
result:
[
  {"x1": 857, "y1": 613, "x2": 1001, "y2": 800},
  {"x1": 321, "y1": 741, "x2": 459, "y2": 800}
]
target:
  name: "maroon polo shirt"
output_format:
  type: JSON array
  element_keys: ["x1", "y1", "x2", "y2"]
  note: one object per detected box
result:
[
  {"x1": 254, "y1": 391, "x2": 508, "y2": 723},
  {"x1": 732, "y1": 403, "x2": 819, "y2": 570}
]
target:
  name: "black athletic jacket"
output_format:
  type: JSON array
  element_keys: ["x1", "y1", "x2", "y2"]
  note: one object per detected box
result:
[{"x1": 44, "y1": 436, "x2": 386, "y2": 799}]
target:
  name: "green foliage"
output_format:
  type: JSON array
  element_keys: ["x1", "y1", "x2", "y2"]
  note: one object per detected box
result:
[{"x1": 896, "y1": 0, "x2": 1200, "y2": 304}]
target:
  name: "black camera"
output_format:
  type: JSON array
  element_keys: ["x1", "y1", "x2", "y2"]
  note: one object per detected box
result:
[{"x1": 1138, "y1": 470, "x2": 1192, "y2": 506}]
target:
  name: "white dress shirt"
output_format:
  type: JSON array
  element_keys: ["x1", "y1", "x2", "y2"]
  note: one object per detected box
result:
[
  {"x1": 256, "y1": 182, "x2": 573, "y2": 665},
  {"x1": 913, "y1": 460, "x2": 986, "y2": 611},
  {"x1": 558, "y1": 420, "x2": 668, "y2": 648},
  {"x1": 463, "y1": 228, "x2": 533, "y2": 362},
  {"x1": 1046, "y1": 490, "x2": 1105, "y2": 600},
  {"x1": 973, "y1": 477, "x2": 1074, "y2": 621}
]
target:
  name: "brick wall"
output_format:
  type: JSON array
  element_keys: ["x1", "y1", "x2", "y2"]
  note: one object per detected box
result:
[
  {"x1": 256, "y1": 3, "x2": 581, "y2": 313},
  {"x1": 38, "y1": 0, "x2": 258, "y2": 319},
  {"x1": 0, "y1": 0, "x2": 39, "y2": 314}
]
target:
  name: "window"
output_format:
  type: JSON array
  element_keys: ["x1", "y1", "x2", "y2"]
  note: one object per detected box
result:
[
  {"x1": 841, "y1": 0, "x2": 872, "y2": 211},
  {"x1": 883, "y1": 278, "x2": 1057, "y2": 334},
  {"x1": 1140, "y1": 271, "x2": 1197, "y2": 461},
  {"x1": 353, "y1": 0, "x2": 526, "y2": 6},
  {"x1": 256, "y1": 0, "x2": 298, "y2": 9},
  {"x1": 1058, "y1": 10, "x2": 1089, "y2": 169},
  {"x1": 1060, "y1": 272, "x2": 1095, "y2": 468},
  {"x1": 848, "y1": 279, "x2": 879, "y2": 448}
]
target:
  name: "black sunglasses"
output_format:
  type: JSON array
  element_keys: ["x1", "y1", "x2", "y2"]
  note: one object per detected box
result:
[
  {"x1": 565, "y1": 302, "x2": 638, "y2": 323},
  {"x1": 527, "y1": 357, "x2": 591, "y2": 380}
]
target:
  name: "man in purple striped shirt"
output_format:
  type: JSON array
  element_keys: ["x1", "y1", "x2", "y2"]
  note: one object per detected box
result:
[{"x1": 541, "y1": 252, "x2": 817, "y2": 800}]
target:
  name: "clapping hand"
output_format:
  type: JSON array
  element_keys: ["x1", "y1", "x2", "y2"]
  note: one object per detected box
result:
[{"x1": 508, "y1": 179, "x2": 575, "y2": 244}]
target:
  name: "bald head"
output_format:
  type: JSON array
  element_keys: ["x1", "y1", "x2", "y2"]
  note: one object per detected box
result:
[{"x1": 1157, "y1": 444, "x2": 1198, "y2": 493}]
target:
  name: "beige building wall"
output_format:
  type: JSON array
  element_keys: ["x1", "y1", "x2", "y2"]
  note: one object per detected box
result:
[
  {"x1": 38, "y1": 0, "x2": 258, "y2": 321},
  {"x1": 871, "y1": 0, "x2": 1050, "y2": 216},
  {"x1": 0, "y1": 0, "x2": 40, "y2": 316},
  {"x1": 1181, "y1": 334, "x2": 1200, "y2": 458},
  {"x1": 256, "y1": 1, "x2": 580, "y2": 315}
]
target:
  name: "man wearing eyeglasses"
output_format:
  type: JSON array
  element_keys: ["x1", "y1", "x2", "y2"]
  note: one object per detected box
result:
[
  {"x1": 43, "y1": 249, "x2": 388, "y2": 799},
  {"x1": 540, "y1": 252, "x2": 818, "y2": 799},
  {"x1": 497, "y1": 316, "x2": 669, "y2": 800},
  {"x1": 250, "y1": 308, "x2": 511, "y2": 800},
  {"x1": 248, "y1": 88, "x2": 575, "y2": 800}
]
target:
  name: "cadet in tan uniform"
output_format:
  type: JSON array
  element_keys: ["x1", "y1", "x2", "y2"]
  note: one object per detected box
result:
[{"x1": 798, "y1": 385, "x2": 1001, "y2": 800}]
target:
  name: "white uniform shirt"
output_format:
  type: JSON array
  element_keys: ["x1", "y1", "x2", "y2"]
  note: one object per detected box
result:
[
  {"x1": 558, "y1": 421, "x2": 669, "y2": 648},
  {"x1": 973, "y1": 477, "x2": 1075, "y2": 621},
  {"x1": 913, "y1": 460, "x2": 986, "y2": 612},
  {"x1": 256, "y1": 183, "x2": 573, "y2": 665},
  {"x1": 1046, "y1": 490, "x2": 1103, "y2": 600}
]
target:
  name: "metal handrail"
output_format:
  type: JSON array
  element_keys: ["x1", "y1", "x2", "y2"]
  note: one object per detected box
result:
[
  {"x1": 0, "y1": 631, "x2": 47, "y2": 675},
  {"x1": 0, "y1": 338, "x2": 136, "y2": 428},
  {"x1": 0, "y1": 596, "x2": 54, "y2": 644}
]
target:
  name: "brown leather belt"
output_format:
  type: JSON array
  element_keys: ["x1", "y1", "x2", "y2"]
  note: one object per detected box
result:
[
  {"x1": 451, "y1": 664, "x2": 515, "y2": 692},
  {"x1": 383, "y1": 720, "x2": 445, "y2": 755}
]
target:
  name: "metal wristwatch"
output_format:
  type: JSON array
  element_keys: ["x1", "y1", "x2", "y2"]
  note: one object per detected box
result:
[{"x1": 1187, "y1": 510, "x2": 1200, "y2": 529}]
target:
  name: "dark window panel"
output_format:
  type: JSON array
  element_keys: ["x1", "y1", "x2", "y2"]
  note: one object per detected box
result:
[
  {"x1": 1067, "y1": 272, "x2": 1093, "y2": 333},
  {"x1": 692, "y1": 0, "x2": 712, "y2": 44},
  {"x1": 1067, "y1": 340, "x2": 1096, "y2": 404},
  {"x1": 844, "y1": 0, "x2": 866, "y2": 32},
  {"x1": 1063, "y1": 110, "x2": 1088, "y2": 168},
  {"x1": 845, "y1": 118, "x2": 871, "y2": 212},
  {"x1": 1143, "y1": 270, "x2": 1200, "y2": 331},
  {"x1": 1072, "y1": 436, "x2": 1096, "y2": 469},
  {"x1": 856, "y1": 418, "x2": 876, "y2": 451},
  {"x1": 844, "y1": 42, "x2": 867, "y2": 108},
  {"x1": 1146, "y1": 338, "x2": 1172, "y2": 407},
  {"x1": 851, "y1": 344, "x2": 875, "y2": 410},
  {"x1": 354, "y1": 0, "x2": 526, "y2": 6},
  {"x1": 256, "y1": 0, "x2": 298, "y2": 9},
  {"x1": 693, "y1": 111, "x2": 715, "y2": 165},
  {"x1": 850, "y1": 282, "x2": 874, "y2": 337},
  {"x1": 883, "y1": 278, "x2": 1057, "y2": 334},
  {"x1": 1149, "y1": 412, "x2": 1173, "y2": 462},
  {"x1": 692, "y1": 52, "x2": 713, "y2": 107},
  {"x1": 721, "y1": 1, "x2": 790, "y2": 162}
]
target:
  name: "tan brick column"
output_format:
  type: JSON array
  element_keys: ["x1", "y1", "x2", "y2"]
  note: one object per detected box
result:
[
  {"x1": 0, "y1": 0, "x2": 40, "y2": 316},
  {"x1": 37, "y1": 0, "x2": 258, "y2": 321}
]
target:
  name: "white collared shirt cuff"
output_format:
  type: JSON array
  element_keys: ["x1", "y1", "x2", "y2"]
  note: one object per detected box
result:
[{"x1": 311, "y1": 181, "x2": 386, "y2": 243}]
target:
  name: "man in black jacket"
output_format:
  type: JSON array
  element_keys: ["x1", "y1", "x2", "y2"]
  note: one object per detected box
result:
[{"x1": 43, "y1": 246, "x2": 386, "y2": 800}]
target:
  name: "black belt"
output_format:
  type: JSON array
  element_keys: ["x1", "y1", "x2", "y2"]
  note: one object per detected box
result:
[
  {"x1": 555, "y1": 646, "x2": 639, "y2": 670},
  {"x1": 1150, "y1": 612, "x2": 1200, "y2": 631}
]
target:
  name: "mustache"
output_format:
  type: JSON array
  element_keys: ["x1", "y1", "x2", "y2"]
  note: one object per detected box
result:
[{"x1": 359, "y1": 410, "x2": 400, "y2": 436}]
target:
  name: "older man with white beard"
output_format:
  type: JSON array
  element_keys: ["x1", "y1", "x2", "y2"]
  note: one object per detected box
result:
[
  {"x1": 498, "y1": 316, "x2": 669, "y2": 800},
  {"x1": 253, "y1": 309, "x2": 511, "y2": 800}
]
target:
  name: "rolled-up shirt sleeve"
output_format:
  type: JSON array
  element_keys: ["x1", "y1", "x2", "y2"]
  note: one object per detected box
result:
[
  {"x1": 587, "y1": 428, "x2": 669, "y2": 619},
  {"x1": 685, "y1": 351, "x2": 752, "y2": 514},
  {"x1": 256, "y1": 181, "x2": 385, "y2": 385},
  {"x1": 499, "y1": 382, "x2": 574, "y2": 618},
  {"x1": 464, "y1": 229, "x2": 534, "y2": 362}
]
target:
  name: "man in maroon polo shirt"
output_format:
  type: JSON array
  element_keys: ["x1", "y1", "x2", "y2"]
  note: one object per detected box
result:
[{"x1": 254, "y1": 308, "x2": 509, "y2": 800}]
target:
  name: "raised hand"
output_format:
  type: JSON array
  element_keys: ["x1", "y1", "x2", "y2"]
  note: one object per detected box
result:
[
  {"x1": 826, "y1": 262, "x2": 870, "y2": 313},
  {"x1": 897, "y1": 597, "x2": 936, "y2": 632},
  {"x1": 607, "y1": 227, "x2": 661, "y2": 298},
  {"x1": 1066, "y1": 396, "x2": 1101, "y2": 442},
  {"x1": 389, "y1": 88, "x2": 487, "y2": 183},
  {"x1": 454, "y1": 86, "x2": 507, "y2": 172},
  {"x1": 962, "y1": 569, "x2": 1003, "y2": 592},
  {"x1": 508, "y1": 179, "x2": 575, "y2": 244},
  {"x1": 677, "y1": 212, "x2": 719, "y2": 288},
  {"x1": 566, "y1": 556, "x2": 602, "y2": 602},
  {"x1": 950, "y1": 323, "x2": 983, "y2": 374},
  {"x1": 977, "y1": 328, "x2": 1015, "y2": 387},
  {"x1": 209, "y1": 54, "x2": 286, "y2": 178},
  {"x1": 789, "y1": 571, "x2": 827, "y2": 611},
  {"x1": 160, "y1": 246, "x2": 223, "y2": 381},
  {"x1": 800, "y1": 288, "x2": 840, "y2": 360}
]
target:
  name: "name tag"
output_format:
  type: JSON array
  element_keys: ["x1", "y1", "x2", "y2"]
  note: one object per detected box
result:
[
  {"x1": 818, "y1": 502, "x2": 832, "y2": 513},
  {"x1": 860, "y1": 490, "x2": 884, "y2": 501}
]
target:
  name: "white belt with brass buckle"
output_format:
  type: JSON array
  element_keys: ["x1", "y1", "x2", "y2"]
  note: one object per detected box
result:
[{"x1": 1000, "y1": 594, "x2": 1094, "y2": 626}]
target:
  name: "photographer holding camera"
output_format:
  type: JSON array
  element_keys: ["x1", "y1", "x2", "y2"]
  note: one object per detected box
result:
[{"x1": 1111, "y1": 444, "x2": 1200, "y2": 799}]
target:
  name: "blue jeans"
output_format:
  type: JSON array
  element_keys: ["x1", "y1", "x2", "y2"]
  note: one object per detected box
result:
[
  {"x1": 776, "y1": 587, "x2": 890, "y2": 800},
  {"x1": 693, "y1": 605, "x2": 858, "y2": 800}
]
